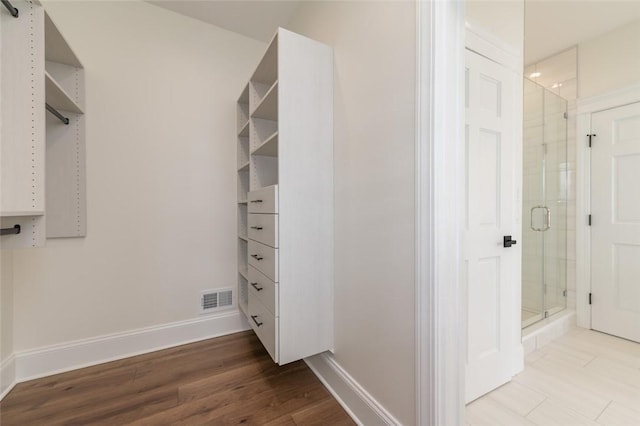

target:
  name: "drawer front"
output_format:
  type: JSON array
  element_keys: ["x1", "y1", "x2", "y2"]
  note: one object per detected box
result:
[
  {"x1": 248, "y1": 296, "x2": 277, "y2": 363},
  {"x1": 248, "y1": 240, "x2": 278, "y2": 282},
  {"x1": 248, "y1": 214, "x2": 278, "y2": 248},
  {"x1": 248, "y1": 265, "x2": 277, "y2": 316},
  {"x1": 248, "y1": 185, "x2": 278, "y2": 214}
]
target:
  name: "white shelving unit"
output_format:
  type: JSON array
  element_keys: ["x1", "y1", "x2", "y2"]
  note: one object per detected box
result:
[
  {"x1": 1, "y1": 2, "x2": 85, "y2": 248},
  {"x1": 237, "y1": 83, "x2": 250, "y2": 316},
  {"x1": 1, "y1": 0, "x2": 46, "y2": 248},
  {"x1": 44, "y1": 11, "x2": 86, "y2": 239},
  {"x1": 236, "y1": 28, "x2": 333, "y2": 365}
]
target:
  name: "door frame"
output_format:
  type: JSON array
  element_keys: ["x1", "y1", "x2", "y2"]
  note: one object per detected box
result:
[
  {"x1": 415, "y1": 2, "x2": 524, "y2": 422},
  {"x1": 575, "y1": 83, "x2": 640, "y2": 329}
]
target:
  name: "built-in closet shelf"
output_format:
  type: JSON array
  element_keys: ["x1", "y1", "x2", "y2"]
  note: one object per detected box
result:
[
  {"x1": 45, "y1": 71, "x2": 83, "y2": 114},
  {"x1": 252, "y1": 132, "x2": 278, "y2": 157},
  {"x1": 238, "y1": 299, "x2": 248, "y2": 316},
  {"x1": 238, "y1": 200, "x2": 248, "y2": 205},
  {"x1": 239, "y1": 268, "x2": 248, "y2": 281},
  {"x1": 251, "y1": 35, "x2": 278, "y2": 85},
  {"x1": 0, "y1": 211, "x2": 45, "y2": 217},
  {"x1": 238, "y1": 235, "x2": 248, "y2": 242},
  {"x1": 238, "y1": 120, "x2": 250, "y2": 137},
  {"x1": 238, "y1": 161, "x2": 250, "y2": 172},
  {"x1": 251, "y1": 81, "x2": 278, "y2": 121},
  {"x1": 44, "y1": 13, "x2": 81, "y2": 66}
]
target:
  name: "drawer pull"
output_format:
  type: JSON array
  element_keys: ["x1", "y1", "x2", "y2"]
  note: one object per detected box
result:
[
  {"x1": 250, "y1": 254, "x2": 263, "y2": 261},
  {"x1": 250, "y1": 282, "x2": 264, "y2": 291},
  {"x1": 251, "y1": 315, "x2": 263, "y2": 327},
  {"x1": 250, "y1": 226, "x2": 263, "y2": 230},
  {"x1": 250, "y1": 199, "x2": 263, "y2": 203}
]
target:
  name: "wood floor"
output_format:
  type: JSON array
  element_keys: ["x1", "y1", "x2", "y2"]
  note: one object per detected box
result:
[
  {"x1": 466, "y1": 327, "x2": 640, "y2": 425},
  {"x1": 0, "y1": 331, "x2": 355, "y2": 425}
]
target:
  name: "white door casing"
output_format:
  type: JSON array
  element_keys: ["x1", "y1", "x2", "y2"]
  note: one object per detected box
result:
[
  {"x1": 590, "y1": 101, "x2": 640, "y2": 343},
  {"x1": 464, "y1": 49, "x2": 519, "y2": 403}
]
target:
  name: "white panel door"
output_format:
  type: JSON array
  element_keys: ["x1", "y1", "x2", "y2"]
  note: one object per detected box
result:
[
  {"x1": 465, "y1": 50, "x2": 518, "y2": 403},
  {"x1": 591, "y1": 101, "x2": 640, "y2": 343}
]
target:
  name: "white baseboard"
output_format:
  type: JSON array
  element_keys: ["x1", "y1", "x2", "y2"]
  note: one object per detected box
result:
[
  {"x1": 0, "y1": 354, "x2": 16, "y2": 400},
  {"x1": 304, "y1": 352, "x2": 400, "y2": 426},
  {"x1": 12, "y1": 310, "x2": 249, "y2": 384}
]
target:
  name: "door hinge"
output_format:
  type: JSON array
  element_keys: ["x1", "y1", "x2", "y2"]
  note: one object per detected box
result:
[
  {"x1": 587, "y1": 134, "x2": 596, "y2": 147},
  {"x1": 589, "y1": 293, "x2": 592, "y2": 305},
  {"x1": 588, "y1": 214, "x2": 592, "y2": 226}
]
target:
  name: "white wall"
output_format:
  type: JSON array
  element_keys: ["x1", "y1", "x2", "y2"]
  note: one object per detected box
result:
[
  {"x1": 466, "y1": 0, "x2": 525, "y2": 52},
  {"x1": 286, "y1": 2, "x2": 416, "y2": 424},
  {"x1": 579, "y1": 20, "x2": 640, "y2": 99},
  {"x1": 11, "y1": 1, "x2": 265, "y2": 351}
]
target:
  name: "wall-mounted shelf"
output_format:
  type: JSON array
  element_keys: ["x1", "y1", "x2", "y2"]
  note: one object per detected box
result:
[
  {"x1": 238, "y1": 120, "x2": 249, "y2": 137},
  {"x1": 252, "y1": 131, "x2": 278, "y2": 157},
  {"x1": 44, "y1": 12, "x2": 81, "y2": 66},
  {"x1": 0, "y1": 211, "x2": 45, "y2": 217},
  {"x1": 251, "y1": 81, "x2": 278, "y2": 121},
  {"x1": 45, "y1": 70, "x2": 83, "y2": 114},
  {"x1": 238, "y1": 161, "x2": 250, "y2": 172}
]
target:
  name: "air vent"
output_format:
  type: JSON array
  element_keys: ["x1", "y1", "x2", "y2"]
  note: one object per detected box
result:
[{"x1": 200, "y1": 288, "x2": 234, "y2": 314}]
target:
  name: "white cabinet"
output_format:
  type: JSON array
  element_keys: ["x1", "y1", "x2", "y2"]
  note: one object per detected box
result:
[
  {"x1": 1, "y1": 1, "x2": 85, "y2": 248},
  {"x1": 236, "y1": 28, "x2": 333, "y2": 365}
]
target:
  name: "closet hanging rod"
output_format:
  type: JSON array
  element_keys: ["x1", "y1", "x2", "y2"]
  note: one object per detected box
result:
[
  {"x1": 1, "y1": 0, "x2": 18, "y2": 17},
  {"x1": 0, "y1": 225, "x2": 21, "y2": 236},
  {"x1": 46, "y1": 103, "x2": 70, "y2": 125}
]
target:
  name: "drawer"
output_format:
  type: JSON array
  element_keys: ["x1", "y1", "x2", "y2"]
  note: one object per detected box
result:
[
  {"x1": 248, "y1": 296, "x2": 278, "y2": 362},
  {"x1": 248, "y1": 214, "x2": 278, "y2": 248},
  {"x1": 248, "y1": 265, "x2": 278, "y2": 316},
  {"x1": 248, "y1": 240, "x2": 278, "y2": 282},
  {"x1": 248, "y1": 185, "x2": 278, "y2": 214}
]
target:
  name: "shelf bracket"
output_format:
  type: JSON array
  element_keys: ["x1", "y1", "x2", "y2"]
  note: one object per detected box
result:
[
  {"x1": 46, "y1": 103, "x2": 70, "y2": 125},
  {"x1": 0, "y1": 224, "x2": 21, "y2": 236},
  {"x1": 1, "y1": 0, "x2": 18, "y2": 17}
]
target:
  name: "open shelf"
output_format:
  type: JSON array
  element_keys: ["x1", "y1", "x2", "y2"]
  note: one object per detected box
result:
[
  {"x1": 239, "y1": 267, "x2": 248, "y2": 280},
  {"x1": 45, "y1": 13, "x2": 82, "y2": 67},
  {"x1": 252, "y1": 131, "x2": 278, "y2": 157},
  {"x1": 238, "y1": 234, "x2": 248, "y2": 242},
  {"x1": 238, "y1": 161, "x2": 250, "y2": 171},
  {"x1": 251, "y1": 34, "x2": 278, "y2": 86},
  {"x1": 238, "y1": 200, "x2": 248, "y2": 205},
  {"x1": 238, "y1": 120, "x2": 250, "y2": 137},
  {"x1": 251, "y1": 81, "x2": 278, "y2": 121},
  {"x1": 0, "y1": 211, "x2": 45, "y2": 217},
  {"x1": 45, "y1": 71, "x2": 83, "y2": 114}
]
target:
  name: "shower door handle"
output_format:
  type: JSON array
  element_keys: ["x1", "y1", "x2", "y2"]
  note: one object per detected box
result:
[{"x1": 530, "y1": 206, "x2": 551, "y2": 232}]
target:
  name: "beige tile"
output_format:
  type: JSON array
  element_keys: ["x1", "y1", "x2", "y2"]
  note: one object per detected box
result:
[
  {"x1": 527, "y1": 399, "x2": 601, "y2": 426},
  {"x1": 597, "y1": 401, "x2": 640, "y2": 426},
  {"x1": 486, "y1": 381, "x2": 546, "y2": 416},
  {"x1": 584, "y1": 357, "x2": 640, "y2": 390},
  {"x1": 467, "y1": 395, "x2": 537, "y2": 426},
  {"x1": 532, "y1": 356, "x2": 640, "y2": 411},
  {"x1": 513, "y1": 365, "x2": 610, "y2": 420}
]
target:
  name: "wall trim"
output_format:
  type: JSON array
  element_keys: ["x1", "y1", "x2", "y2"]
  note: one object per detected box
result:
[
  {"x1": 575, "y1": 85, "x2": 640, "y2": 329},
  {"x1": 13, "y1": 310, "x2": 249, "y2": 384},
  {"x1": 416, "y1": 0, "x2": 465, "y2": 424},
  {"x1": 0, "y1": 354, "x2": 17, "y2": 401},
  {"x1": 305, "y1": 353, "x2": 401, "y2": 426}
]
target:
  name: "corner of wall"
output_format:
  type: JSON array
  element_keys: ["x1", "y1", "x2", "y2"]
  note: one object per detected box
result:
[{"x1": 304, "y1": 353, "x2": 402, "y2": 426}]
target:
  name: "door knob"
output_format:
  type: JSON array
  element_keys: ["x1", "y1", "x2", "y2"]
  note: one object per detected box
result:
[{"x1": 503, "y1": 235, "x2": 517, "y2": 248}]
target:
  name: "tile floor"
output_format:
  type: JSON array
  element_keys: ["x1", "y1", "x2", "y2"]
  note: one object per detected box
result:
[{"x1": 466, "y1": 327, "x2": 640, "y2": 425}]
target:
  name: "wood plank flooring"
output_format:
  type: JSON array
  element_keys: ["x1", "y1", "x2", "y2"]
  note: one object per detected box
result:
[
  {"x1": 0, "y1": 331, "x2": 355, "y2": 425},
  {"x1": 466, "y1": 327, "x2": 640, "y2": 425}
]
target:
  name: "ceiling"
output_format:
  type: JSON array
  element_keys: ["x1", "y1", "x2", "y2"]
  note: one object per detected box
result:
[
  {"x1": 147, "y1": 1, "x2": 301, "y2": 42},
  {"x1": 148, "y1": 1, "x2": 640, "y2": 64}
]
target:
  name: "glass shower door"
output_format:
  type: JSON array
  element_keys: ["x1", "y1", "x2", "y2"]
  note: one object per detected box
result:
[{"x1": 522, "y1": 78, "x2": 568, "y2": 329}]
